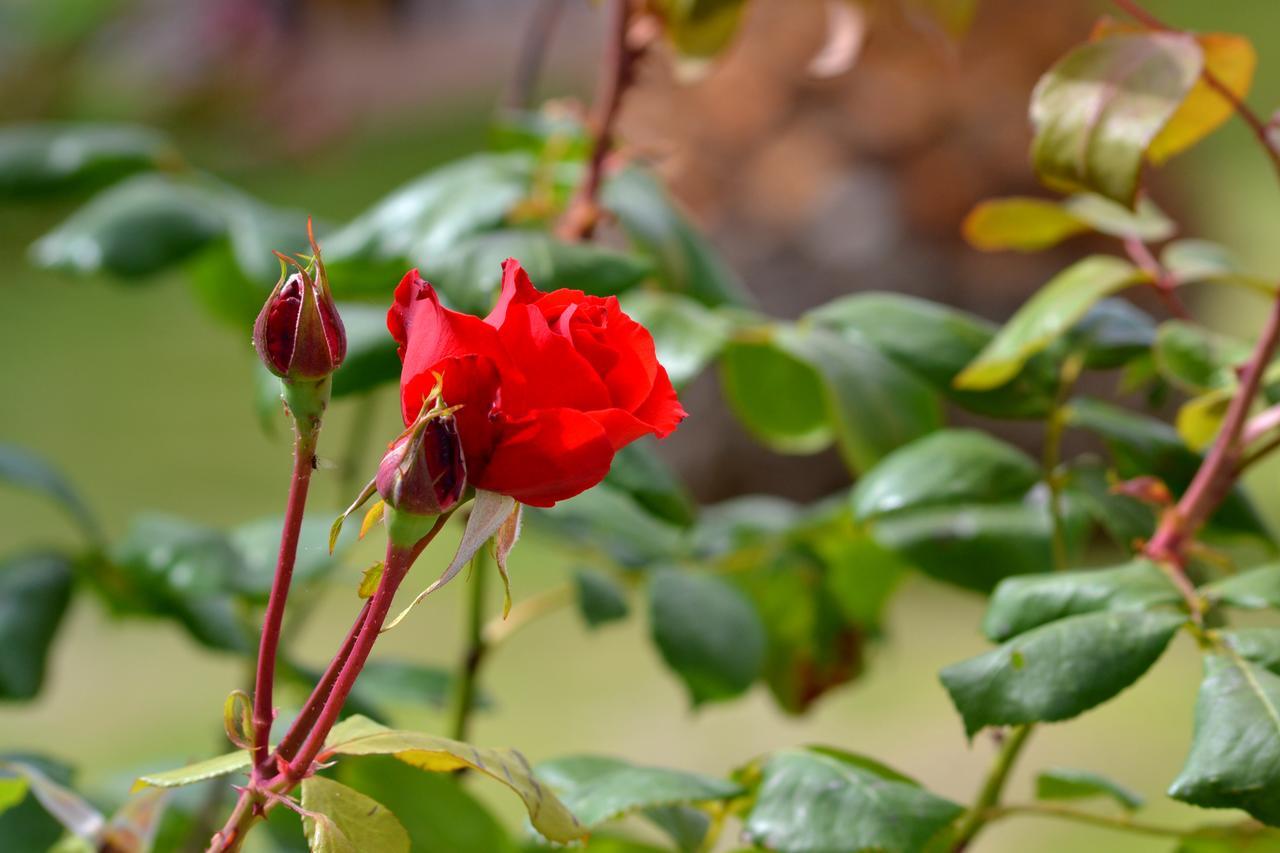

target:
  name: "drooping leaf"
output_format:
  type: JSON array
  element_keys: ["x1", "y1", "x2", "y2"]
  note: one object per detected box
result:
[
  {"x1": 850, "y1": 430, "x2": 1038, "y2": 521},
  {"x1": 648, "y1": 568, "x2": 766, "y2": 706},
  {"x1": 940, "y1": 610, "x2": 1185, "y2": 736},
  {"x1": 1204, "y1": 565, "x2": 1280, "y2": 611},
  {"x1": 0, "y1": 444, "x2": 99, "y2": 541},
  {"x1": 962, "y1": 197, "x2": 1090, "y2": 252},
  {"x1": 742, "y1": 747, "x2": 962, "y2": 853},
  {"x1": 535, "y1": 755, "x2": 741, "y2": 828},
  {"x1": 619, "y1": 290, "x2": 732, "y2": 388},
  {"x1": 31, "y1": 174, "x2": 227, "y2": 278},
  {"x1": 1030, "y1": 32, "x2": 1203, "y2": 205},
  {"x1": 982, "y1": 558, "x2": 1181, "y2": 642},
  {"x1": 809, "y1": 292, "x2": 1058, "y2": 418},
  {"x1": 1148, "y1": 33, "x2": 1256, "y2": 164},
  {"x1": 0, "y1": 551, "x2": 74, "y2": 700},
  {"x1": 1170, "y1": 653, "x2": 1280, "y2": 826},
  {"x1": 132, "y1": 751, "x2": 251, "y2": 791},
  {"x1": 300, "y1": 775, "x2": 409, "y2": 853},
  {"x1": 573, "y1": 569, "x2": 630, "y2": 628},
  {"x1": 322, "y1": 715, "x2": 588, "y2": 843},
  {"x1": 336, "y1": 756, "x2": 514, "y2": 853},
  {"x1": 955, "y1": 256, "x2": 1147, "y2": 390},
  {"x1": 869, "y1": 499, "x2": 1086, "y2": 593},
  {"x1": 0, "y1": 122, "x2": 176, "y2": 197},
  {"x1": 1035, "y1": 767, "x2": 1144, "y2": 811},
  {"x1": 603, "y1": 440, "x2": 696, "y2": 528},
  {"x1": 603, "y1": 167, "x2": 750, "y2": 307}
]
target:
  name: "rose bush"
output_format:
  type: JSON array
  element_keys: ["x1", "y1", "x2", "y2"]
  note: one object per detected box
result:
[{"x1": 389, "y1": 257, "x2": 686, "y2": 506}]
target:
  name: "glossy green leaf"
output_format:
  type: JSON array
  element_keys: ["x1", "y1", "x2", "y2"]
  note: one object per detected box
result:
[
  {"x1": 722, "y1": 324, "x2": 942, "y2": 473},
  {"x1": 330, "y1": 303, "x2": 401, "y2": 398},
  {"x1": 1035, "y1": 767, "x2": 1144, "y2": 810},
  {"x1": 31, "y1": 174, "x2": 226, "y2": 278},
  {"x1": 982, "y1": 559, "x2": 1181, "y2": 642},
  {"x1": 743, "y1": 747, "x2": 962, "y2": 853},
  {"x1": 531, "y1": 484, "x2": 684, "y2": 569},
  {"x1": 644, "y1": 805, "x2": 710, "y2": 853},
  {"x1": 337, "y1": 756, "x2": 514, "y2": 853},
  {"x1": 603, "y1": 440, "x2": 696, "y2": 528},
  {"x1": 956, "y1": 256, "x2": 1147, "y2": 390},
  {"x1": 132, "y1": 751, "x2": 250, "y2": 791},
  {"x1": 420, "y1": 230, "x2": 652, "y2": 316},
  {"x1": 1065, "y1": 298, "x2": 1156, "y2": 369},
  {"x1": 1222, "y1": 629, "x2": 1280, "y2": 676},
  {"x1": 689, "y1": 496, "x2": 804, "y2": 559},
  {"x1": 0, "y1": 444, "x2": 99, "y2": 541},
  {"x1": 619, "y1": 290, "x2": 731, "y2": 388},
  {"x1": 1162, "y1": 239, "x2": 1274, "y2": 293},
  {"x1": 0, "y1": 123, "x2": 175, "y2": 197},
  {"x1": 0, "y1": 551, "x2": 74, "y2": 700},
  {"x1": 1155, "y1": 320, "x2": 1250, "y2": 393},
  {"x1": 870, "y1": 500, "x2": 1085, "y2": 593},
  {"x1": 1062, "y1": 193, "x2": 1177, "y2": 241},
  {"x1": 941, "y1": 610, "x2": 1185, "y2": 736},
  {"x1": 649, "y1": 568, "x2": 766, "y2": 706},
  {"x1": 603, "y1": 168, "x2": 749, "y2": 307},
  {"x1": 300, "y1": 775, "x2": 409, "y2": 853},
  {"x1": 574, "y1": 569, "x2": 630, "y2": 628},
  {"x1": 323, "y1": 715, "x2": 588, "y2": 843},
  {"x1": 1030, "y1": 32, "x2": 1203, "y2": 205},
  {"x1": 536, "y1": 755, "x2": 740, "y2": 828},
  {"x1": 809, "y1": 292, "x2": 1058, "y2": 418},
  {"x1": 851, "y1": 430, "x2": 1038, "y2": 521},
  {"x1": 1061, "y1": 457, "x2": 1156, "y2": 549},
  {"x1": 1170, "y1": 653, "x2": 1280, "y2": 825},
  {"x1": 1174, "y1": 823, "x2": 1280, "y2": 852},
  {"x1": 1204, "y1": 565, "x2": 1280, "y2": 611}
]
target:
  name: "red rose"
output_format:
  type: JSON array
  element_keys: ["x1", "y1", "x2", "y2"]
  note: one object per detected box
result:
[{"x1": 388, "y1": 259, "x2": 686, "y2": 507}]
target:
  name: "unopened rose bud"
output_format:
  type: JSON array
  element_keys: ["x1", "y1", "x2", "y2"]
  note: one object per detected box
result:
[
  {"x1": 376, "y1": 416, "x2": 466, "y2": 517},
  {"x1": 253, "y1": 222, "x2": 346, "y2": 381}
]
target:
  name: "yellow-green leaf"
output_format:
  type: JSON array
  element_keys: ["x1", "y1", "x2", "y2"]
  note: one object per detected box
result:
[
  {"x1": 955, "y1": 256, "x2": 1148, "y2": 391},
  {"x1": 357, "y1": 562, "x2": 384, "y2": 599},
  {"x1": 1149, "y1": 33, "x2": 1256, "y2": 164},
  {"x1": 359, "y1": 500, "x2": 385, "y2": 540},
  {"x1": 300, "y1": 776, "x2": 409, "y2": 853},
  {"x1": 962, "y1": 198, "x2": 1089, "y2": 252},
  {"x1": 1031, "y1": 32, "x2": 1202, "y2": 205},
  {"x1": 131, "y1": 751, "x2": 251, "y2": 792},
  {"x1": 1177, "y1": 388, "x2": 1231, "y2": 452},
  {"x1": 323, "y1": 716, "x2": 587, "y2": 843}
]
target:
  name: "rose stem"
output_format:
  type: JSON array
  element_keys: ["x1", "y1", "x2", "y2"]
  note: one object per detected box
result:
[
  {"x1": 251, "y1": 426, "x2": 319, "y2": 776},
  {"x1": 449, "y1": 550, "x2": 491, "y2": 742}
]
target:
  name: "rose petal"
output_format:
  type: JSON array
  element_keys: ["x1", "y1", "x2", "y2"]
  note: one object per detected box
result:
[
  {"x1": 475, "y1": 408, "x2": 615, "y2": 507},
  {"x1": 484, "y1": 258, "x2": 543, "y2": 327},
  {"x1": 497, "y1": 304, "x2": 612, "y2": 411}
]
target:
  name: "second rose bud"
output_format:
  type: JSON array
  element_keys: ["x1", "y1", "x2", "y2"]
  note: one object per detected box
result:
[{"x1": 377, "y1": 415, "x2": 467, "y2": 517}]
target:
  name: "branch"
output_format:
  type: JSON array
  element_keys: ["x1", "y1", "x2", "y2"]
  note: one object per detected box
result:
[
  {"x1": 1123, "y1": 236, "x2": 1192, "y2": 321},
  {"x1": 984, "y1": 803, "x2": 1189, "y2": 839},
  {"x1": 950, "y1": 725, "x2": 1035, "y2": 851}
]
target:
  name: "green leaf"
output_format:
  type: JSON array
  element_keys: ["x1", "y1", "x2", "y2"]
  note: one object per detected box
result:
[
  {"x1": 1205, "y1": 565, "x2": 1280, "y2": 611},
  {"x1": 323, "y1": 716, "x2": 588, "y2": 843},
  {"x1": 603, "y1": 167, "x2": 750, "y2": 307},
  {"x1": 1155, "y1": 320, "x2": 1251, "y2": 393},
  {"x1": 940, "y1": 610, "x2": 1185, "y2": 736},
  {"x1": 809, "y1": 292, "x2": 1058, "y2": 418},
  {"x1": 870, "y1": 500, "x2": 1085, "y2": 593},
  {"x1": 0, "y1": 444, "x2": 99, "y2": 541},
  {"x1": 330, "y1": 303, "x2": 401, "y2": 398},
  {"x1": 1030, "y1": 32, "x2": 1203, "y2": 205},
  {"x1": 956, "y1": 256, "x2": 1148, "y2": 390},
  {"x1": 31, "y1": 174, "x2": 226, "y2": 278},
  {"x1": 722, "y1": 324, "x2": 942, "y2": 473},
  {"x1": 982, "y1": 559, "x2": 1181, "y2": 642},
  {"x1": 1065, "y1": 298, "x2": 1156, "y2": 370},
  {"x1": 850, "y1": 430, "x2": 1038, "y2": 521},
  {"x1": 643, "y1": 805, "x2": 711, "y2": 853},
  {"x1": 536, "y1": 755, "x2": 741, "y2": 828},
  {"x1": 420, "y1": 230, "x2": 652, "y2": 316},
  {"x1": 300, "y1": 775, "x2": 409, "y2": 853},
  {"x1": 0, "y1": 552, "x2": 74, "y2": 700},
  {"x1": 742, "y1": 748, "x2": 963, "y2": 853},
  {"x1": 1035, "y1": 767, "x2": 1144, "y2": 811},
  {"x1": 1175, "y1": 823, "x2": 1280, "y2": 852},
  {"x1": 648, "y1": 568, "x2": 766, "y2": 706},
  {"x1": 323, "y1": 153, "x2": 538, "y2": 296},
  {"x1": 351, "y1": 660, "x2": 490, "y2": 712},
  {"x1": 336, "y1": 756, "x2": 514, "y2": 853},
  {"x1": 1162, "y1": 239, "x2": 1274, "y2": 293},
  {"x1": 0, "y1": 776, "x2": 27, "y2": 817},
  {"x1": 1063, "y1": 193, "x2": 1177, "y2": 241},
  {"x1": 690, "y1": 496, "x2": 804, "y2": 559},
  {"x1": 229, "y1": 515, "x2": 343, "y2": 601},
  {"x1": 1222, "y1": 629, "x2": 1280, "y2": 676},
  {"x1": 0, "y1": 122, "x2": 176, "y2": 197},
  {"x1": 619, "y1": 290, "x2": 731, "y2": 388},
  {"x1": 573, "y1": 569, "x2": 630, "y2": 628},
  {"x1": 530, "y1": 484, "x2": 684, "y2": 569},
  {"x1": 603, "y1": 440, "x2": 696, "y2": 528},
  {"x1": 1170, "y1": 653, "x2": 1280, "y2": 825},
  {"x1": 1061, "y1": 457, "x2": 1156, "y2": 549},
  {"x1": 132, "y1": 751, "x2": 251, "y2": 791}
]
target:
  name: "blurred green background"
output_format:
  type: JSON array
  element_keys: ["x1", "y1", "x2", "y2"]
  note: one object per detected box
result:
[{"x1": 4, "y1": 0, "x2": 1280, "y2": 850}]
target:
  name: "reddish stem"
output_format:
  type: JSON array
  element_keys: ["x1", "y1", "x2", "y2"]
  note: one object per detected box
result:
[
  {"x1": 556, "y1": 0, "x2": 647, "y2": 241},
  {"x1": 251, "y1": 429, "x2": 318, "y2": 776},
  {"x1": 1123, "y1": 236, "x2": 1192, "y2": 320}
]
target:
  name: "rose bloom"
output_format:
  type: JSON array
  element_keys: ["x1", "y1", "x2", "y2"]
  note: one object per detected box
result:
[{"x1": 388, "y1": 259, "x2": 686, "y2": 507}]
